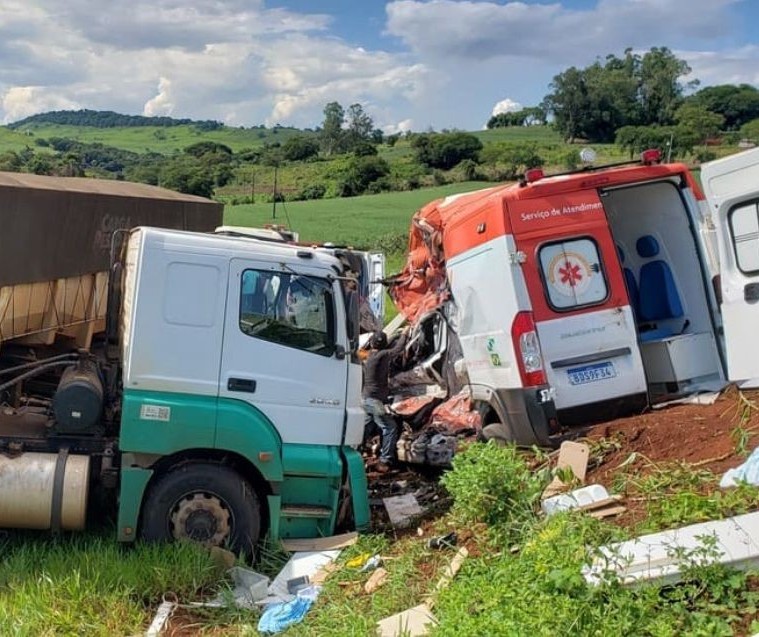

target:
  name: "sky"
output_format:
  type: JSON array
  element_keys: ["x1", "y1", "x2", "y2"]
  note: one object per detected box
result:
[{"x1": 1, "y1": 0, "x2": 758, "y2": 133}]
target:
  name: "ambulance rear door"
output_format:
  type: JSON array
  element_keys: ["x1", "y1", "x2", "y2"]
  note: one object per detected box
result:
[
  {"x1": 510, "y1": 190, "x2": 648, "y2": 411},
  {"x1": 701, "y1": 147, "x2": 759, "y2": 382}
]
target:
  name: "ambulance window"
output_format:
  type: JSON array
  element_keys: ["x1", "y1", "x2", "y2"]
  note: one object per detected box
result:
[
  {"x1": 538, "y1": 238, "x2": 608, "y2": 310},
  {"x1": 239, "y1": 269, "x2": 336, "y2": 356},
  {"x1": 729, "y1": 201, "x2": 759, "y2": 274}
]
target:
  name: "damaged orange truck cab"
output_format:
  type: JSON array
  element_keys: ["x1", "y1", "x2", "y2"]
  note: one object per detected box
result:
[{"x1": 392, "y1": 147, "x2": 759, "y2": 446}]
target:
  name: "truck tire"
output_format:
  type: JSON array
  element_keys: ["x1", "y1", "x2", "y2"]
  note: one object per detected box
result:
[{"x1": 140, "y1": 463, "x2": 261, "y2": 556}]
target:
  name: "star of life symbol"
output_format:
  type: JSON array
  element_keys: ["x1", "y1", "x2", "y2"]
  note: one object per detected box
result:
[{"x1": 548, "y1": 252, "x2": 591, "y2": 297}]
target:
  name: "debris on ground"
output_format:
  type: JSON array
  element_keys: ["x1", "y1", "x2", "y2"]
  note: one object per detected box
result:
[
  {"x1": 426, "y1": 531, "x2": 457, "y2": 550},
  {"x1": 583, "y1": 511, "x2": 759, "y2": 586},
  {"x1": 542, "y1": 440, "x2": 590, "y2": 499},
  {"x1": 189, "y1": 566, "x2": 270, "y2": 610},
  {"x1": 383, "y1": 494, "x2": 424, "y2": 528},
  {"x1": 257, "y1": 586, "x2": 321, "y2": 634},
  {"x1": 264, "y1": 550, "x2": 341, "y2": 604},
  {"x1": 364, "y1": 567, "x2": 389, "y2": 594},
  {"x1": 359, "y1": 554, "x2": 383, "y2": 573},
  {"x1": 145, "y1": 599, "x2": 177, "y2": 637},
  {"x1": 376, "y1": 546, "x2": 469, "y2": 637},
  {"x1": 720, "y1": 445, "x2": 759, "y2": 488},
  {"x1": 280, "y1": 532, "x2": 358, "y2": 552},
  {"x1": 542, "y1": 484, "x2": 625, "y2": 519}
]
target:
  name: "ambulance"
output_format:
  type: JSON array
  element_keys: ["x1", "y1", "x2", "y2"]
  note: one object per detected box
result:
[{"x1": 391, "y1": 147, "x2": 759, "y2": 446}]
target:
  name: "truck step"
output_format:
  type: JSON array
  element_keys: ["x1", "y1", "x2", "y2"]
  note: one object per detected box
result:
[{"x1": 281, "y1": 505, "x2": 333, "y2": 519}]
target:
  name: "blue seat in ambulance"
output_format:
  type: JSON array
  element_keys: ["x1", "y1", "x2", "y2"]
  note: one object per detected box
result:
[
  {"x1": 617, "y1": 245, "x2": 639, "y2": 320},
  {"x1": 636, "y1": 235, "x2": 683, "y2": 342}
]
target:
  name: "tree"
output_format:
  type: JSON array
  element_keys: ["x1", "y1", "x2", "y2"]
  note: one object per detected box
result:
[
  {"x1": 337, "y1": 155, "x2": 390, "y2": 196},
  {"x1": 688, "y1": 84, "x2": 759, "y2": 130},
  {"x1": 542, "y1": 66, "x2": 588, "y2": 142},
  {"x1": 282, "y1": 135, "x2": 319, "y2": 161},
  {"x1": 542, "y1": 47, "x2": 695, "y2": 142},
  {"x1": 184, "y1": 141, "x2": 233, "y2": 158},
  {"x1": 346, "y1": 103, "x2": 374, "y2": 144},
  {"x1": 320, "y1": 101, "x2": 345, "y2": 155},
  {"x1": 411, "y1": 133, "x2": 483, "y2": 170},
  {"x1": 480, "y1": 142, "x2": 544, "y2": 179},
  {"x1": 488, "y1": 107, "x2": 548, "y2": 129},
  {"x1": 674, "y1": 104, "x2": 724, "y2": 144},
  {"x1": 638, "y1": 47, "x2": 697, "y2": 125}
]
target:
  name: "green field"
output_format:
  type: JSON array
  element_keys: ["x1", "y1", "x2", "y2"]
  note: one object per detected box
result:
[
  {"x1": 224, "y1": 180, "x2": 490, "y2": 251},
  {"x1": 6, "y1": 123, "x2": 310, "y2": 154}
]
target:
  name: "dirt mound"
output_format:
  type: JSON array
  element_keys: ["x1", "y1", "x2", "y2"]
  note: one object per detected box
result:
[{"x1": 584, "y1": 386, "x2": 759, "y2": 485}]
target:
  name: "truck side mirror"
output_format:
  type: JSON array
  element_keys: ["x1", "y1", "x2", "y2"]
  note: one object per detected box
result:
[{"x1": 335, "y1": 344, "x2": 347, "y2": 360}]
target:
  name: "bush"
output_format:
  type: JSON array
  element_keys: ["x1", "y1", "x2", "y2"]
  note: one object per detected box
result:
[
  {"x1": 337, "y1": 155, "x2": 390, "y2": 197},
  {"x1": 441, "y1": 442, "x2": 545, "y2": 531},
  {"x1": 411, "y1": 132, "x2": 483, "y2": 170},
  {"x1": 297, "y1": 183, "x2": 326, "y2": 200}
]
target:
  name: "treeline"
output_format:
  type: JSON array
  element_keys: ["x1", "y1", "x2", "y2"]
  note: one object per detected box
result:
[
  {"x1": 7, "y1": 109, "x2": 224, "y2": 130},
  {"x1": 488, "y1": 47, "x2": 759, "y2": 152}
]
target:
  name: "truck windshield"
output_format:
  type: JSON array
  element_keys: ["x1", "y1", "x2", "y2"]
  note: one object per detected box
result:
[{"x1": 239, "y1": 269, "x2": 336, "y2": 356}]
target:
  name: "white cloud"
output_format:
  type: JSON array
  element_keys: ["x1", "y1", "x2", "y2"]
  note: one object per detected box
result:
[
  {"x1": 682, "y1": 45, "x2": 759, "y2": 88},
  {"x1": 385, "y1": 0, "x2": 740, "y2": 65},
  {"x1": 0, "y1": 1, "x2": 755, "y2": 132},
  {"x1": 143, "y1": 77, "x2": 175, "y2": 117},
  {"x1": 383, "y1": 119, "x2": 414, "y2": 135},
  {"x1": 491, "y1": 98, "x2": 522, "y2": 117},
  {"x1": 0, "y1": 1, "x2": 431, "y2": 129},
  {"x1": 1, "y1": 86, "x2": 80, "y2": 123}
]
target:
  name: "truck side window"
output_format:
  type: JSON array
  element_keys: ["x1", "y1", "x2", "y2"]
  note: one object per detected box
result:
[
  {"x1": 728, "y1": 200, "x2": 759, "y2": 274},
  {"x1": 239, "y1": 269, "x2": 336, "y2": 356},
  {"x1": 538, "y1": 238, "x2": 608, "y2": 310}
]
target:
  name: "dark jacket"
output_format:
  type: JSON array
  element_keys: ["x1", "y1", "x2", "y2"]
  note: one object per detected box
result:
[{"x1": 362, "y1": 335, "x2": 406, "y2": 402}]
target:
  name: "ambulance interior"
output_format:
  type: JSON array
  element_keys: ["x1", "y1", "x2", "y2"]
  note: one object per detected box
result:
[{"x1": 601, "y1": 180, "x2": 724, "y2": 400}]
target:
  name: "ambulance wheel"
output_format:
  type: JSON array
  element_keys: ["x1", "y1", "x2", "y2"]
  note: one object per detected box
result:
[{"x1": 140, "y1": 463, "x2": 261, "y2": 557}]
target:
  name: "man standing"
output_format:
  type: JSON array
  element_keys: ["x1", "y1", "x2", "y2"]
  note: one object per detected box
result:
[{"x1": 362, "y1": 330, "x2": 406, "y2": 472}]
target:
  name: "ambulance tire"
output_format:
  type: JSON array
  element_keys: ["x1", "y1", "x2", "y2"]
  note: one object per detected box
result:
[{"x1": 140, "y1": 463, "x2": 261, "y2": 557}]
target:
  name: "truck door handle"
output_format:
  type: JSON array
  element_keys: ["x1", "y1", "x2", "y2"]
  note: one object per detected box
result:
[
  {"x1": 228, "y1": 377, "x2": 257, "y2": 393},
  {"x1": 744, "y1": 283, "x2": 759, "y2": 303}
]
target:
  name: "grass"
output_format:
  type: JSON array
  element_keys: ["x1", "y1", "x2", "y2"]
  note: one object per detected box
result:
[
  {"x1": 0, "y1": 532, "x2": 222, "y2": 636},
  {"x1": 223, "y1": 181, "x2": 489, "y2": 251}
]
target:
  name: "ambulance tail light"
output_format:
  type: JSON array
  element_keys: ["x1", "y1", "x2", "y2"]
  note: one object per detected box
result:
[{"x1": 511, "y1": 311, "x2": 546, "y2": 387}]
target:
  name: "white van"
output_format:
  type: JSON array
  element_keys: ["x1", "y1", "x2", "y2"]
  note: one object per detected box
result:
[{"x1": 391, "y1": 148, "x2": 759, "y2": 446}]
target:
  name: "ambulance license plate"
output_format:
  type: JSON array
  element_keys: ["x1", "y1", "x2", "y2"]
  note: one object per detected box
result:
[{"x1": 567, "y1": 362, "x2": 616, "y2": 385}]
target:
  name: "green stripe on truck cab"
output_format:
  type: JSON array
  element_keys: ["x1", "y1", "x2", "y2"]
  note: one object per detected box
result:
[
  {"x1": 119, "y1": 390, "x2": 283, "y2": 481},
  {"x1": 117, "y1": 390, "x2": 370, "y2": 542}
]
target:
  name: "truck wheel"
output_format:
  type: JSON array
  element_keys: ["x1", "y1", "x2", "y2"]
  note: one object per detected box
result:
[{"x1": 140, "y1": 463, "x2": 261, "y2": 556}]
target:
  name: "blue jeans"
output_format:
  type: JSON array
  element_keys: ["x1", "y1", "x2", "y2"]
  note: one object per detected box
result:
[{"x1": 362, "y1": 398, "x2": 398, "y2": 464}]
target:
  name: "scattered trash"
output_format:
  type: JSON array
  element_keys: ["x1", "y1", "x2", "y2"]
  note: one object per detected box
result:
[
  {"x1": 286, "y1": 575, "x2": 310, "y2": 595},
  {"x1": 583, "y1": 511, "x2": 759, "y2": 586},
  {"x1": 145, "y1": 599, "x2": 176, "y2": 637},
  {"x1": 542, "y1": 441, "x2": 590, "y2": 500},
  {"x1": 264, "y1": 550, "x2": 341, "y2": 604},
  {"x1": 364, "y1": 567, "x2": 389, "y2": 594},
  {"x1": 377, "y1": 547, "x2": 468, "y2": 637},
  {"x1": 346, "y1": 553, "x2": 371, "y2": 569},
  {"x1": 257, "y1": 586, "x2": 321, "y2": 634},
  {"x1": 280, "y1": 531, "x2": 358, "y2": 552},
  {"x1": 189, "y1": 567, "x2": 270, "y2": 610},
  {"x1": 426, "y1": 531, "x2": 457, "y2": 550},
  {"x1": 384, "y1": 494, "x2": 424, "y2": 528},
  {"x1": 720, "y1": 446, "x2": 759, "y2": 487},
  {"x1": 542, "y1": 484, "x2": 625, "y2": 519},
  {"x1": 360, "y1": 554, "x2": 383, "y2": 573},
  {"x1": 377, "y1": 603, "x2": 438, "y2": 637}
]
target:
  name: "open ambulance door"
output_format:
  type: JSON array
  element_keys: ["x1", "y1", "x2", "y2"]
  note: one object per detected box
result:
[{"x1": 701, "y1": 147, "x2": 759, "y2": 383}]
